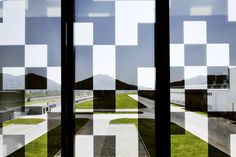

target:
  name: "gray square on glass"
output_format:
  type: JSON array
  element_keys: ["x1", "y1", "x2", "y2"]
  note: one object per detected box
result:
[{"x1": 185, "y1": 44, "x2": 206, "y2": 66}]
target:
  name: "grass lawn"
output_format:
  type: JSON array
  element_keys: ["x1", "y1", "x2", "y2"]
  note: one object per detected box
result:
[
  {"x1": 171, "y1": 103, "x2": 183, "y2": 108},
  {"x1": 94, "y1": 111, "x2": 143, "y2": 114},
  {"x1": 110, "y1": 118, "x2": 155, "y2": 157},
  {"x1": 9, "y1": 118, "x2": 89, "y2": 157},
  {"x1": 126, "y1": 92, "x2": 138, "y2": 94},
  {"x1": 171, "y1": 122, "x2": 208, "y2": 157},
  {"x1": 25, "y1": 98, "x2": 60, "y2": 106},
  {"x1": 76, "y1": 94, "x2": 146, "y2": 109},
  {"x1": 116, "y1": 94, "x2": 146, "y2": 109},
  {"x1": 196, "y1": 111, "x2": 208, "y2": 116},
  {"x1": 171, "y1": 104, "x2": 208, "y2": 116},
  {"x1": 76, "y1": 100, "x2": 93, "y2": 109},
  {"x1": 3, "y1": 118, "x2": 45, "y2": 127}
]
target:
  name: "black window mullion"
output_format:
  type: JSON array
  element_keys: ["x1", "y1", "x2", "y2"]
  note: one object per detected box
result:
[
  {"x1": 156, "y1": 0, "x2": 170, "y2": 156},
  {"x1": 61, "y1": 0, "x2": 75, "y2": 156}
]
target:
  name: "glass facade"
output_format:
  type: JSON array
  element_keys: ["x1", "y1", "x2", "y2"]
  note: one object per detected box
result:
[
  {"x1": 0, "y1": 0, "x2": 156, "y2": 156},
  {"x1": 170, "y1": 0, "x2": 236, "y2": 156},
  {"x1": 2, "y1": 0, "x2": 236, "y2": 157},
  {"x1": 0, "y1": 0, "x2": 61, "y2": 156},
  {"x1": 74, "y1": 0, "x2": 156, "y2": 156}
]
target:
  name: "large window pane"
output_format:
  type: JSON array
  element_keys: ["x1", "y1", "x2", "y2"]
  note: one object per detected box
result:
[
  {"x1": 170, "y1": 0, "x2": 236, "y2": 156},
  {"x1": 74, "y1": 0, "x2": 156, "y2": 156},
  {"x1": 0, "y1": 0, "x2": 61, "y2": 156}
]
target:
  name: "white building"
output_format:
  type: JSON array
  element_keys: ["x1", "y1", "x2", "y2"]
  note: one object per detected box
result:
[{"x1": 171, "y1": 67, "x2": 236, "y2": 112}]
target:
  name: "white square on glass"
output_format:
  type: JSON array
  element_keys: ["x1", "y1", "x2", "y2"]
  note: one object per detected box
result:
[
  {"x1": 184, "y1": 21, "x2": 207, "y2": 44},
  {"x1": 138, "y1": 67, "x2": 156, "y2": 90},
  {"x1": 207, "y1": 44, "x2": 229, "y2": 66},
  {"x1": 170, "y1": 44, "x2": 184, "y2": 66},
  {"x1": 184, "y1": 66, "x2": 207, "y2": 89},
  {"x1": 93, "y1": 45, "x2": 115, "y2": 90},
  {"x1": 25, "y1": 45, "x2": 47, "y2": 67},
  {"x1": 74, "y1": 23, "x2": 93, "y2": 45}
]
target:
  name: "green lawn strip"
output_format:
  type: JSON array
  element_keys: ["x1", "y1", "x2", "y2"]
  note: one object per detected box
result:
[
  {"x1": 75, "y1": 94, "x2": 146, "y2": 109},
  {"x1": 110, "y1": 118, "x2": 155, "y2": 157},
  {"x1": 25, "y1": 98, "x2": 60, "y2": 106},
  {"x1": 110, "y1": 118, "x2": 138, "y2": 126},
  {"x1": 3, "y1": 118, "x2": 45, "y2": 127},
  {"x1": 9, "y1": 118, "x2": 89, "y2": 157},
  {"x1": 126, "y1": 92, "x2": 138, "y2": 94},
  {"x1": 171, "y1": 104, "x2": 208, "y2": 116},
  {"x1": 94, "y1": 111, "x2": 143, "y2": 114},
  {"x1": 75, "y1": 100, "x2": 93, "y2": 109},
  {"x1": 115, "y1": 94, "x2": 146, "y2": 109},
  {"x1": 171, "y1": 103, "x2": 183, "y2": 108},
  {"x1": 171, "y1": 122, "x2": 208, "y2": 157},
  {"x1": 196, "y1": 111, "x2": 208, "y2": 116}
]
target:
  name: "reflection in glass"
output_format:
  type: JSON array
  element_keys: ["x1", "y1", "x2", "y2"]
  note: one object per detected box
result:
[
  {"x1": 170, "y1": 0, "x2": 236, "y2": 156},
  {"x1": 74, "y1": 0, "x2": 156, "y2": 156},
  {"x1": 0, "y1": 0, "x2": 61, "y2": 156}
]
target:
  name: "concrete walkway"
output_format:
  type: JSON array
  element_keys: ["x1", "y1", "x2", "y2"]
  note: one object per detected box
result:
[
  {"x1": 75, "y1": 113, "x2": 149, "y2": 157},
  {"x1": 128, "y1": 94, "x2": 155, "y2": 119},
  {"x1": 128, "y1": 94, "x2": 155, "y2": 109}
]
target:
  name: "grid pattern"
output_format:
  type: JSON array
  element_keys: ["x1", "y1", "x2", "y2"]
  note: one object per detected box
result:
[
  {"x1": 170, "y1": 0, "x2": 236, "y2": 156},
  {"x1": 74, "y1": 0, "x2": 156, "y2": 156},
  {"x1": 0, "y1": 0, "x2": 61, "y2": 156}
]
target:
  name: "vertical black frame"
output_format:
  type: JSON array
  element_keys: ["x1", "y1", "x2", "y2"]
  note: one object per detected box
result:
[
  {"x1": 156, "y1": 0, "x2": 170, "y2": 156},
  {"x1": 61, "y1": 0, "x2": 170, "y2": 156},
  {"x1": 61, "y1": 0, "x2": 75, "y2": 156}
]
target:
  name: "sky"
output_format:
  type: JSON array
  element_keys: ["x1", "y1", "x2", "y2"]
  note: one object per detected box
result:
[
  {"x1": 2, "y1": 0, "x2": 236, "y2": 88},
  {"x1": 1, "y1": 0, "x2": 154, "y2": 88},
  {"x1": 74, "y1": 0, "x2": 155, "y2": 87}
]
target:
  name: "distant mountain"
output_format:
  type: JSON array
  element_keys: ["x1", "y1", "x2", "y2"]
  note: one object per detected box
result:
[
  {"x1": 93, "y1": 74, "x2": 116, "y2": 90},
  {"x1": 75, "y1": 74, "x2": 137, "y2": 90},
  {"x1": 116, "y1": 79, "x2": 137, "y2": 90},
  {"x1": 2, "y1": 74, "x2": 60, "y2": 90},
  {"x1": 185, "y1": 75, "x2": 207, "y2": 85},
  {"x1": 170, "y1": 80, "x2": 184, "y2": 88},
  {"x1": 75, "y1": 76, "x2": 93, "y2": 89},
  {"x1": 25, "y1": 73, "x2": 47, "y2": 89},
  {"x1": 47, "y1": 78, "x2": 61, "y2": 90},
  {"x1": 2, "y1": 74, "x2": 25, "y2": 89}
]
